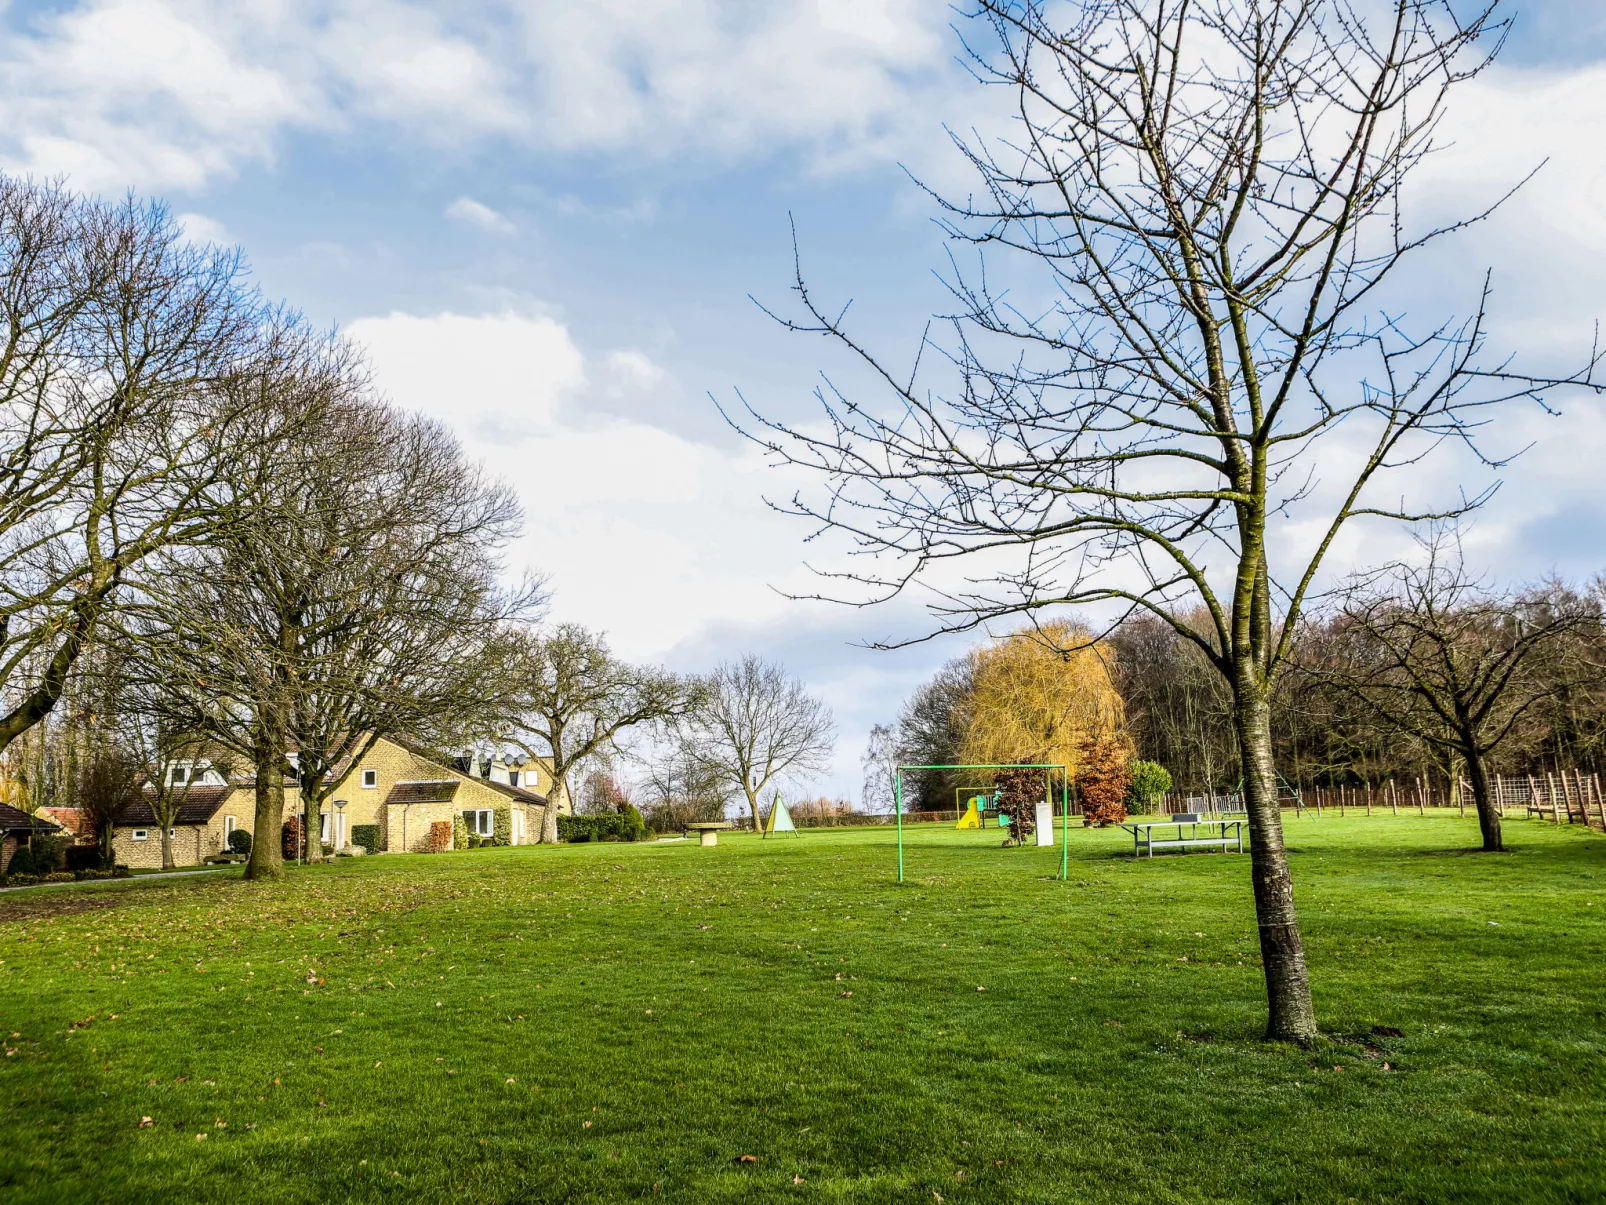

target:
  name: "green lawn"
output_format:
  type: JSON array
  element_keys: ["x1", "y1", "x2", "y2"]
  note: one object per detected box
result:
[{"x1": 2, "y1": 817, "x2": 1603, "y2": 1203}]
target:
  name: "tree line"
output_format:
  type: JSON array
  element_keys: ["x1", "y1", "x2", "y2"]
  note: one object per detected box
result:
[{"x1": 0, "y1": 176, "x2": 837, "y2": 879}]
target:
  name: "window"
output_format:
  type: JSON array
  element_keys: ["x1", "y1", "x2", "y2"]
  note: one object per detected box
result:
[
  {"x1": 463, "y1": 809, "x2": 494, "y2": 837},
  {"x1": 362, "y1": 769, "x2": 377, "y2": 788},
  {"x1": 132, "y1": 829, "x2": 148, "y2": 841},
  {"x1": 168, "y1": 828, "x2": 177, "y2": 839},
  {"x1": 170, "y1": 765, "x2": 188, "y2": 786},
  {"x1": 508, "y1": 771, "x2": 519, "y2": 788},
  {"x1": 224, "y1": 815, "x2": 236, "y2": 838},
  {"x1": 319, "y1": 812, "x2": 330, "y2": 842}
]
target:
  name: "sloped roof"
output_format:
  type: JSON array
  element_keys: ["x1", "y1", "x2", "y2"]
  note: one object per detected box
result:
[
  {"x1": 115, "y1": 786, "x2": 236, "y2": 828},
  {"x1": 478, "y1": 779, "x2": 548, "y2": 805},
  {"x1": 0, "y1": 803, "x2": 60, "y2": 833},
  {"x1": 384, "y1": 780, "x2": 460, "y2": 806}
]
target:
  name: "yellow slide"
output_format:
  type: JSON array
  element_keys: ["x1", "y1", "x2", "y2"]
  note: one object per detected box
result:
[{"x1": 955, "y1": 797, "x2": 982, "y2": 829}]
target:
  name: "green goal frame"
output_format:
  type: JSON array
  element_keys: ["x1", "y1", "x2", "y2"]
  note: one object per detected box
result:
[{"x1": 895, "y1": 763, "x2": 1071, "y2": 882}]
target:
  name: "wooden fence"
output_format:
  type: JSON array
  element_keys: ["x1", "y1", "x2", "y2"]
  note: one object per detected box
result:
[{"x1": 1159, "y1": 771, "x2": 1606, "y2": 832}]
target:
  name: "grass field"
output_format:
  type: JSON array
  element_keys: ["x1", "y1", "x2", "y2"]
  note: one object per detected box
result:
[{"x1": 2, "y1": 817, "x2": 1603, "y2": 1203}]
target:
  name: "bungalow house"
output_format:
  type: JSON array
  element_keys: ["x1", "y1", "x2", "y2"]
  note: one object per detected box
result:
[
  {"x1": 107, "y1": 735, "x2": 559, "y2": 868},
  {"x1": 0, "y1": 803, "x2": 62, "y2": 874}
]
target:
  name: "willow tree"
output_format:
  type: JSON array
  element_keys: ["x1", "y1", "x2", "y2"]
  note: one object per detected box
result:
[
  {"x1": 741, "y1": 1, "x2": 1597, "y2": 1043},
  {"x1": 956, "y1": 620, "x2": 1125, "y2": 777}
]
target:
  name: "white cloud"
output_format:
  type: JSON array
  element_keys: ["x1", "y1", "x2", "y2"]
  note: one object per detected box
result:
[
  {"x1": 345, "y1": 309, "x2": 815, "y2": 664},
  {"x1": 345, "y1": 310, "x2": 583, "y2": 436},
  {"x1": 444, "y1": 196, "x2": 516, "y2": 235},
  {"x1": 175, "y1": 211, "x2": 230, "y2": 246},
  {"x1": 605, "y1": 349, "x2": 667, "y2": 393},
  {"x1": 0, "y1": 0, "x2": 959, "y2": 191}
]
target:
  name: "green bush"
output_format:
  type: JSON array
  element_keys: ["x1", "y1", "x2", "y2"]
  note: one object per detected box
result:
[
  {"x1": 1126, "y1": 761, "x2": 1173, "y2": 813},
  {"x1": 227, "y1": 829, "x2": 252, "y2": 855},
  {"x1": 352, "y1": 825, "x2": 380, "y2": 856},
  {"x1": 6, "y1": 845, "x2": 35, "y2": 877},
  {"x1": 494, "y1": 807, "x2": 512, "y2": 846},
  {"x1": 30, "y1": 833, "x2": 67, "y2": 872},
  {"x1": 557, "y1": 810, "x2": 652, "y2": 843},
  {"x1": 620, "y1": 804, "x2": 649, "y2": 843},
  {"x1": 5, "y1": 872, "x2": 41, "y2": 886},
  {"x1": 452, "y1": 813, "x2": 469, "y2": 851}
]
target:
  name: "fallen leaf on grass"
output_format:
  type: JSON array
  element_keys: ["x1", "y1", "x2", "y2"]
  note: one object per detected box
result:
[
  {"x1": 793, "y1": 1175, "x2": 806, "y2": 1184},
  {"x1": 977, "y1": 986, "x2": 986, "y2": 992},
  {"x1": 839, "y1": 991, "x2": 853, "y2": 998},
  {"x1": 139, "y1": 1117, "x2": 153, "y2": 1128},
  {"x1": 583, "y1": 1121, "x2": 592, "y2": 1128},
  {"x1": 737, "y1": 1154, "x2": 758, "y2": 1164}
]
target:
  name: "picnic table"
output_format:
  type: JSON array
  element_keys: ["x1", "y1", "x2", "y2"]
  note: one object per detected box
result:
[
  {"x1": 684, "y1": 821, "x2": 734, "y2": 847},
  {"x1": 1119, "y1": 814, "x2": 1245, "y2": 858}
]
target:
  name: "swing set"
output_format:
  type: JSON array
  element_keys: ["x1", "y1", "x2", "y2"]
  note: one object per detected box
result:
[{"x1": 894, "y1": 762, "x2": 1072, "y2": 883}]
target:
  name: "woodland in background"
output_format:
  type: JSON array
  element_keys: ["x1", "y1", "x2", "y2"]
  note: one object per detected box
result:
[{"x1": 880, "y1": 571, "x2": 1605, "y2": 816}]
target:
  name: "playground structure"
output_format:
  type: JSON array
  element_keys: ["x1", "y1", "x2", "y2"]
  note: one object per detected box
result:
[
  {"x1": 762, "y1": 793, "x2": 799, "y2": 838},
  {"x1": 895, "y1": 763, "x2": 1071, "y2": 882}
]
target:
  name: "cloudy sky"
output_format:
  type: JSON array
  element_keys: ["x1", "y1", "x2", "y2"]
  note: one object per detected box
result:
[{"x1": 5, "y1": 0, "x2": 1606, "y2": 800}]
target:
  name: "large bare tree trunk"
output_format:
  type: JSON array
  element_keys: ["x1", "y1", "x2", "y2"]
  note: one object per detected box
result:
[
  {"x1": 159, "y1": 821, "x2": 175, "y2": 871},
  {"x1": 246, "y1": 724, "x2": 287, "y2": 881},
  {"x1": 1236, "y1": 688, "x2": 1317, "y2": 1046},
  {"x1": 745, "y1": 788, "x2": 761, "y2": 832},
  {"x1": 1464, "y1": 745, "x2": 1502, "y2": 853},
  {"x1": 539, "y1": 780, "x2": 565, "y2": 844}
]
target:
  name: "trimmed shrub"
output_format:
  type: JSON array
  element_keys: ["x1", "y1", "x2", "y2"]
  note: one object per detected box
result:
[
  {"x1": 282, "y1": 816, "x2": 305, "y2": 860},
  {"x1": 42, "y1": 871, "x2": 73, "y2": 883},
  {"x1": 74, "y1": 867, "x2": 129, "y2": 881},
  {"x1": 427, "y1": 820, "x2": 452, "y2": 853},
  {"x1": 351, "y1": 824, "x2": 380, "y2": 856},
  {"x1": 620, "y1": 804, "x2": 649, "y2": 843},
  {"x1": 1078, "y1": 737, "x2": 1132, "y2": 826},
  {"x1": 6, "y1": 845, "x2": 35, "y2": 877},
  {"x1": 66, "y1": 845, "x2": 101, "y2": 872},
  {"x1": 31, "y1": 834, "x2": 67, "y2": 872},
  {"x1": 1126, "y1": 761, "x2": 1173, "y2": 814},
  {"x1": 5, "y1": 873, "x2": 41, "y2": 886},
  {"x1": 452, "y1": 813, "x2": 468, "y2": 851},
  {"x1": 227, "y1": 829, "x2": 252, "y2": 856},
  {"x1": 493, "y1": 807, "x2": 512, "y2": 846}
]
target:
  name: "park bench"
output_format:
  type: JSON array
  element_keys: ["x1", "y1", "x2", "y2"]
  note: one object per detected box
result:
[{"x1": 1119, "y1": 814, "x2": 1246, "y2": 858}]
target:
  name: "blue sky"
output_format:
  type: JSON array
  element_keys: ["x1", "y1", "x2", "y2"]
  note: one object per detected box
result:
[{"x1": 3, "y1": 1, "x2": 1605, "y2": 801}]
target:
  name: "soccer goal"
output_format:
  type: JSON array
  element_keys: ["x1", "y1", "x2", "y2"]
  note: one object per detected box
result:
[{"x1": 894, "y1": 762, "x2": 1072, "y2": 882}]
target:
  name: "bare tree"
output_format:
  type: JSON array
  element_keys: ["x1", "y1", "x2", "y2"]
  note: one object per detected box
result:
[
  {"x1": 119, "y1": 328, "x2": 364, "y2": 881},
  {"x1": 1317, "y1": 537, "x2": 1595, "y2": 851},
  {"x1": 737, "y1": 1, "x2": 1598, "y2": 1042},
  {"x1": 677, "y1": 656, "x2": 834, "y2": 832},
  {"x1": 0, "y1": 178, "x2": 265, "y2": 752},
  {"x1": 495, "y1": 623, "x2": 700, "y2": 844}
]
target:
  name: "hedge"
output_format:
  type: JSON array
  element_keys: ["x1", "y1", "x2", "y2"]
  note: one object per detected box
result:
[
  {"x1": 351, "y1": 824, "x2": 381, "y2": 856},
  {"x1": 557, "y1": 811, "x2": 650, "y2": 843}
]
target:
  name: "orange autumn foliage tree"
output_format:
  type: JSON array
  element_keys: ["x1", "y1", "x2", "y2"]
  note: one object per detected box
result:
[{"x1": 955, "y1": 621, "x2": 1128, "y2": 791}]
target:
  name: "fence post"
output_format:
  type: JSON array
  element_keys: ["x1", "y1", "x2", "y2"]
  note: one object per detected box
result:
[
  {"x1": 1417, "y1": 776, "x2": 1426, "y2": 816},
  {"x1": 1495, "y1": 773, "x2": 1505, "y2": 818},
  {"x1": 1547, "y1": 772, "x2": 1561, "y2": 824},
  {"x1": 1594, "y1": 773, "x2": 1606, "y2": 831},
  {"x1": 1458, "y1": 778, "x2": 1466, "y2": 819},
  {"x1": 1389, "y1": 778, "x2": 1398, "y2": 816},
  {"x1": 1365, "y1": 781, "x2": 1373, "y2": 817}
]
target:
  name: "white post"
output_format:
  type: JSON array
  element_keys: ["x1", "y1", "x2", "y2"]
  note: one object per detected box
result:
[{"x1": 1034, "y1": 799, "x2": 1055, "y2": 846}]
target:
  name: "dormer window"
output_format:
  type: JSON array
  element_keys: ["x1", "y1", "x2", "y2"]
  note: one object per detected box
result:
[
  {"x1": 508, "y1": 771, "x2": 519, "y2": 788},
  {"x1": 170, "y1": 765, "x2": 189, "y2": 786}
]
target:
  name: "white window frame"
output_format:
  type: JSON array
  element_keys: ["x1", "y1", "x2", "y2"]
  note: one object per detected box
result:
[
  {"x1": 463, "y1": 809, "x2": 494, "y2": 837},
  {"x1": 168, "y1": 828, "x2": 177, "y2": 839},
  {"x1": 132, "y1": 829, "x2": 148, "y2": 841},
  {"x1": 508, "y1": 770, "x2": 519, "y2": 788},
  {"x1": 361, "y1": 769, "x2": 378, "y2": 788},
  {"x1": 319, "y1": 812, "x2": 330, "y2": 842},
  {"x1": 224, "y1": 815, "x2": 236, "y2": 838}
]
